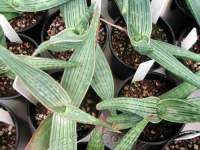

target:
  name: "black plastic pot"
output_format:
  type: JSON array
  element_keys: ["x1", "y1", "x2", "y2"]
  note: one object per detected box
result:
[
  {"x1": 109, "y1": 17, "x2": 176, "y2": 80},
  {"x1": 162, "y1": 130, "x2": 200, "y2": 150},
  {"x1": 107, "y1": 0, "x2": 121, "y2": 20},
  {"x1": 78, "y1": 142, "x2": 111, "y2": 150},
  {"x1": 10, "y1": 12, "x2": 47, "y2": 44},
  {"x1": 0, "y1": 103, "x2": 20, "y2": 150},
  {"x1": 116, "y1": 73, "x2": 184, "y2": 150}
]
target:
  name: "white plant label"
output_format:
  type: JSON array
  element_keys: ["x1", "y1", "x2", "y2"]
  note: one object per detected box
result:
[
  {"x1": 132, "y1": 60, "x2": 155, "y2": 83},
  {"x1": 13, "y1": 77, "x2": 38, "y2": 105},
  {"x1": 181, "y1": 28, "x2": 198, "y2": 50},
  {"x1": 0, "y1": 108, "x2": 14, "y2": 125},
  {"x1": 151, "y1": 0, "x2": 170, "y2": 24},
  {"x1": 175, "y1": 132, "x2": 200, "y2": 141},
  {"x1": 0, "y1": 14, "x2": 22, "y2": 43}
]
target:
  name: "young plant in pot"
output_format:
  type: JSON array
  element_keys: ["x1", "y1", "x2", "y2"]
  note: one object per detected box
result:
[
  {"x1": 109, "y1": 16, "x2": 175, "y2": 79},
  {"x1": 0, "y1": 103, "x2": 19, "y2": 150},
  {"x1": 107, "y1": 0, "x2": 200, "y2": 89},
  {"x1": 97, "y1": 78, "x2": 200, "y2": 150},
  {"x1": 163, "y1": 130, "x2": 200, "y2": 150},
  {"x1": 0, "y1": 1, "x2": 116, "y2": 149}
]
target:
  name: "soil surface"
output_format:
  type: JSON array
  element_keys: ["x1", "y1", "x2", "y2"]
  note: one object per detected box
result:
[
  {"x1": 0, "y1": 123, "x2": 16, "y2": 150},
  {"x1": 120, "y1": 78, "x2": 182, "y2": 142},
  {"x1": 10, "y1": 12, "x2": 43, "y2": 32},
  {"x1": 112, "y1": 19, "x2": 168, "y2": 69},
  {"x1": 0, "y1": 77, "x2": 17, "y2": 97},
  {"x1": 164, "y1": 136, "x2": 200, "y2": 150}
]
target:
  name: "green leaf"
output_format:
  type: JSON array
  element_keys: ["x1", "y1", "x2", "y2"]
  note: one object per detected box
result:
[
  {"x1": 114, "y1": 119, "x2": 148, "y2": 150},
  {"x1": 0, "y1": 27, "x2": 6, "y2": 47},
  {"x1": 158, "y1": 99, "x2": 200, "y2": 123},
  {"x1": 87, "y1": 128, "x2": 104, "y2": 150},
  {"x1": 91, "y1": 45, "x2": 115, "y2": 100},
  {"x1": 0, "y1": 45, "x2": 71, "y2": 112},
  {"x1": 115, "y1": 0, "x2": 127, "y2": 21},
  {"x1": 97, "y1": 97, "x2": 161, "y2": 123},
  {"x1": 0, "y1": 0, "x2": 17, "y2": 12},
  {"x1": 34, "y1": 29, "x2": 86, "y2": 56},
  {"x1": 60, "y1": 0, "x2": 87, "y2": 28},
  {"x1": 6, "y1": 0, "x2": 71, "y2": 12},
  {"x1": 154, "y1": 40, "x2": 200, "y2": 62},
  {"x1": 50, "y1": 114, "x2": 77, "y2": 150},
  {"x1": 61, "y1": 1, "x2": 101, "y2": 107},
  {"x1": 185, "y1": 0, "x2": 200, "y2": 26},
  {"x1": 149, "y1": 39, "x2": 200, "y2": 88},
  {"x1": 186, "y1": 97, "x2": 200, "y2": 106},
  {"x1": 25, "y1": 115, "x2": 52, "y2": 150},
  {"x1": 127, "y1": 0, "x2": 152, "y2": 43}
]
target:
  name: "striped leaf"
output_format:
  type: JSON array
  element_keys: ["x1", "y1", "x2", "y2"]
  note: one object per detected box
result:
[
  {"x1": 26, "y1": 115, "x2": 52, "y2": 150},
  {"x1": 0, "y1": 28, "x2": 6, "y2": 47},
  {"x1": 0, "y1": 45, "x2": 70, "y2": 112},
  {"x1": 61, "y1": 0, "x2": 101, "y2": 107},
  {"x1": 114, "y1": 119, "x2": 148, "y2": 150},
  {"x1": 91, "y1": 45, "x2": 114, "y2": 100},
  {"x1": 127, "y1": 0, "x2": 152, "y2": 44},
  {"x1": 60, "y1": 0, "x2": 87, "y2": 28},
  {"x1": 186, "y1": 97, "x2": 200, "y2": 106},
  {"x1": 149, "y1": 39, "x2": 200, "y2": 88},
  {"x1": 158, "y1": 99, "x2": 200, "y2": 123},
  {"x1": 0, "y1": 0, "x2": 17, "y2": 12},
  {"x1": 97, "y1": 97, "x2": 161, "y2": 123},
  {"x1": 185, "y1": 0, "x2": 200, "y2": 26},
  {"x1": 34, "y1": 29, "x2": 85, "y2": 56},
  {"x1": 50, "y1": 114, "x2": 77, "y2": 150},
  {"x1": 87, "y1": 128, "x2": 104, "y2": 150},
  {"x1": 154, "y1": 40, "x2": 200, "y2": 62},
  {"x1": 6, "y1": 0, "x2": 71, "y2": 12}
]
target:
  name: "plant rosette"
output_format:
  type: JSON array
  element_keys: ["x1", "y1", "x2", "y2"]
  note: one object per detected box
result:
[
  {"x1": 109, "y1": 17, "x2": 175, "y2": 79},
  {"x1": 9, "y1": 12, "x2": 46, "y2": 33},
  {"x1": 28, "y1": 72, "x2": 100, "y2": 140},
  {"x1": 117, "y1": 73, "x2": 183, "y2": 149},
  {"x1": 41, "y1": 11, "x2": 109, "y2": 60},
  {"x1": 163, "y1": 130, "x2": 200, "y2": 150},
  {"x1": 178, "y1": 25, "x2": 200, "y2": 73},
  {"x1": 0, "y1": 103, "x2": 19, "y2": 150},
  {"x1": 0, "y1": 34, "x2": 38, "y2": 99}
]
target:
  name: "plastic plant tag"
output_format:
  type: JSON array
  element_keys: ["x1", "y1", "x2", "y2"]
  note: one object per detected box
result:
[
  {"x1": 0, "y1": 14, "x2": 22, "y2": 43},
  {"x1": 0, "y1": 108, "x2": 14, "y2": 126},
  {"x1": 131, "y1": 60, "x2": 155, "y2": 83},
  {"x1": 175, "y1": 132, "x2": 200, "y2": 141},
  {"x1": 13, "y1": 76, "x2": 38, "y2": 105},
  {"x1": 151, "y1": 0, "x2": 170, "y2": 24},
  {"x1": 181, "y1": 28, "x2": 198, "y2": 50}
]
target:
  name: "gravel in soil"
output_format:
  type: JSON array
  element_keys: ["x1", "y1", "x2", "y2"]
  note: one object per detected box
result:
[
  {"x1": 112, "y1": 19, "x2": 168, "y2": 69},
  {"x1": 0, "y1": 123, "x2": 16, "y2": 150},
  {"x1": 46, "y1": 15, "x2": 107, "y2": 60},
  {"x1": 164, "y1": 136, "x2": 200, "y2": 150},
  {"x1": 120, "y1": 79, "x2": 181, "y2": 142},
  {"x1": 10, "y1": 12, "x2": 43, "y2": 32},
  {"x1": 0, "y1": 40, "x2": 36, "y2": 97},
  {"x1": 32, "y1": 90, "x2": 99, "y2": 139},
  {"x1": 183, "y1": 33, "x2": 200, "y2": 72}
]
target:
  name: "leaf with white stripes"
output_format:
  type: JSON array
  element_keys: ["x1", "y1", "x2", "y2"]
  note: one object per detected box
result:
[
  {"x1": 114, "y1": 119, "x2": 148, "y2": 150},
  {"x1": 6, "y1": 0, "x2": 71, "y2": 12},
  {"x1": 91, "y1": 45, "x2": 114, "y2": 100},
  {"x1": 0, "y1": 0, "x2": 17, "y2": 12}
]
